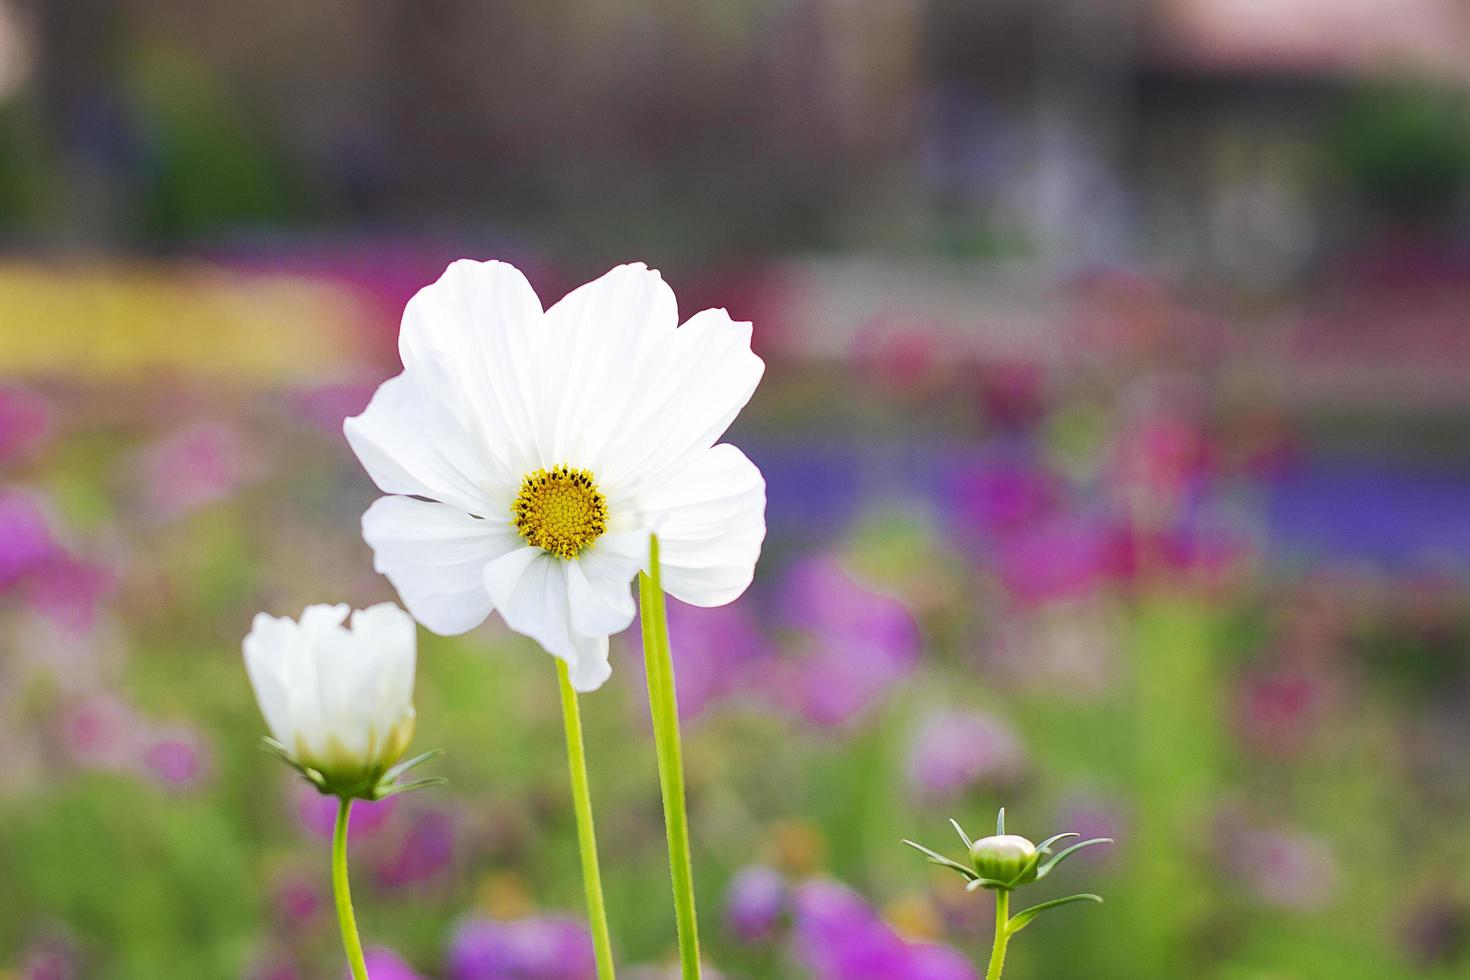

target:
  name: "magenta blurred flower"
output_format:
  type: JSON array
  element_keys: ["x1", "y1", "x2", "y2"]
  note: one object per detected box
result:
[
  {"x1": 446, "y1": 916, "x2": 597, "y2": 980},
  {"x1": 905, "y1": 710, "x2": 1025, "y2": 802},
  {"x1": 353, "y1": 949, "x2": 424, "y2": 980},
  {"x1": 21, "y1": 556, "x2": 112, "y2": 632},
  {"x1": 0, "y1": 491, "x2": 60, "y2": 590},
  {"x1": 297, "y1": 785, "x2": 399, "y2": 841},
  {"x1": 949, "y1": 455, "x2": 1060, "y2": 538},
  {"x1": 376, "y1": 807, "x2": 455, "y2": 888},
  {"x1": 726, "y1": 865, "x2": 787, "y2": 942},
  {"x1": 994, "y1": 514, "x2": 1109, "y2": 606},
  {"x1": 136, "y1": 422, "x2": 255, "y2": 519},
  {"x1": 792, "y1": 880, "x2": 977, "y2": 980},
  {"x1": 21, "y1": 936, "x2": 79, "y2": 980},
  {"x1": 766, "y1": 556, "x2": 922, "y2": 726},
  {"x1": 0, "y1": 386, "x2": 52, "y2": 465}
]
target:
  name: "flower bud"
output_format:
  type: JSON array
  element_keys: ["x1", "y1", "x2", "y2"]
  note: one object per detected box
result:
[
  {"x1": 244, "y1": 603, "x2": 417, "y2": 797},
  {"x1": 969, "y1": 834, "x2": 1038, "y2": 885}
]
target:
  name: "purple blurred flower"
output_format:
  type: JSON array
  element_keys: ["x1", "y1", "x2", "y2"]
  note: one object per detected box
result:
[
  {"x1": 0, "y1": 491, "x2": 60, "y2": 590},
  {"x1": 294, "y1": 383, "x2": 376, "y2": 437},
  {"x1": 632, "y1": 596, "x2": 772, "y2": 721},
  {"x1": 376, "y1": 808, "x2": 455, "y2": 888},
  {"x1": 767, "y1": 557, "x2": 922, "y2": 726},
  {"x1": 792, "y1": 880, "x2": 977, "y2": 980},
  {"x1": 353, "y1": 949, "x2": 424, "y2": 980},
  {"x1": 21, "y1": 937, "x2": 79, "y2": 980},
  {"x1": 446, "y1": 916, "x2": 597, "y2": 980},
  {"x1": 906, "y1": 710, "x2": 1025, "y2": 802},
  {"x1": 726, "y1": 865, "x2": 787, "y2": 942},
  {"x1": 949, "y1": 455, "x2": 1060, "y2": 538},
  {"x1": 297, "y1": 785, "x2": 399, "y2": 841},
  {"x1": 0, "y1": 386, "x2": 52, "y2": 465}
]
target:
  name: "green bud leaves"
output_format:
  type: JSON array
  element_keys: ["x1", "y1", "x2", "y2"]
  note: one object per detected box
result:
[{"x1": 903, "y1": 806, "x2": 1111, "y2": 935}]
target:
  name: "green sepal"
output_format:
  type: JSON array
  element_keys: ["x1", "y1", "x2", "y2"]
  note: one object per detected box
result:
[
  {"x1": 902, "y1": 839, "x2": 980, "y2": 881},
  {"x1": 1035, "y1": 837, "x2": 1112, "y2": 879},
  {"x1": 1034, "y1": 832, "x2": 1079, "y2": 855},
  {"x1": 260, "y1": 736, "x2": 446, "y2": 802},
  {"x1": 965, "y1": 876, "x2": 1015, "y2": 892},
  {"x1": 949, "y1": 818, "x2": 974, "y2": 852},
  {"x1": 1007, "y1": 893, "x2": 1102, "y2": 934},
  {"x1": 996, "y1": 806, "x2": 1006, "y2": 835},
  {"x1": 372, "y1": 776, "x2": 449, "y2": 801},
  {"x1": 380, "y1": 748, "x2": 445, "y2": 786}
]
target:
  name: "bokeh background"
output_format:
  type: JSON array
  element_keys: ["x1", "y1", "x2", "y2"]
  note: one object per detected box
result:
[{"x1": 3, "y1": 2, "x2": 1470, "y2": 978}]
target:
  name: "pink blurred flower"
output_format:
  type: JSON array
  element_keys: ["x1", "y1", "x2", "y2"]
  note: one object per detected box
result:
[
  {"x1": 270, "y1": 871, "x2": 324, "y2": 930},
  {"x1": 906, "y1": 710, "x2": 1025, "y2": 802},
  {"x1": 135, "y1": 422, "x2": 256, "y2": 519},
  {"x1": 446, "y1": 915, "x2": 597, "y2": 980},
  {"x1": 792, "y1": 880, "x2": 977, "y2": 980},
  {"x1": 0, "y1": 386, "x2": 52, "y2": 465},
  {"x1": 297, "y1": 785, "x2": 399, "y2": 841},
  {"x1": 294, "y1": 383, "x2": 375, "y2": 437},
  {"x1": 21, "y1": 556, "x2": 112, "y2": 633},
  {"x1": 1236, "y1": 830, "x2": 1339, "y2": 910},
  {"x1": 1235, "y1": 668, "x2": 1330, "y2": 758},
  {"x1": 766, "y1": 556, "x2": 923, "y2": 727},
  {"x1": 58, "y1": 695, "x2": 143, "y2": 771},
  {"x1": 141, "y1": 728, "x2": 210, "y2": 790}
]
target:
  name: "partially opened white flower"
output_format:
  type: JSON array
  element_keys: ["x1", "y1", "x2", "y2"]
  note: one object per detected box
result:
[
  {"x1": 344, "y1": 260, "x2": 766, "y2": 692},
  {"x1": 243, "y1": 603, "x2": 418, "y2": 792}
]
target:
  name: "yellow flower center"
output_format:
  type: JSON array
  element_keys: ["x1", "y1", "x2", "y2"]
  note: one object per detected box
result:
[{"x1": 512, "y1": 465, "x2": 609, "y2": 560}]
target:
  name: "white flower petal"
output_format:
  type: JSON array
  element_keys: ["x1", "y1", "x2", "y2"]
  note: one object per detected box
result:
[
  {"x1": 345, "y1": 357, "x2": 510, "y2": 513},
  {"x1": 399, "y1": 259, "x2": 545, "y2": 475},
  {"x1": 600, "y1": 307, "x2": 764, "y2": 495},
  {"x1": 481, "y1": 547, "x2": 614, "y2": 691},
  {"x1": 242, "y1": 612, "x2": 298, "y2": 746},
  {"x1": 362, "y1": 496, "x2": 522, "y2": 635},
  {"x1": 565, "y1": 529, "x2": 647, "y2": 637},
  {"x1": 634, "y1": 443, "x2": 766, "y2": 606},
  {"x1": 541, "y1": 263, "x2": 677, "y2": 466}
]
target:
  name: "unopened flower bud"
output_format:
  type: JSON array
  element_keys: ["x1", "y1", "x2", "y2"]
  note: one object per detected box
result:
[{"x1": 969, "y1": 834, "x2": 1038, "y2": 885}]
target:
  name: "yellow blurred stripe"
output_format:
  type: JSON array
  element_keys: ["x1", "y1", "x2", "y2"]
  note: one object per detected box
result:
[{"x1": 0, "y1": 262, "x2": 373, "y2": 383}]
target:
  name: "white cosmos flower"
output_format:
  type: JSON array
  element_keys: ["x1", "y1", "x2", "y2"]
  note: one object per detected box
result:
[
  {"x1": 243, "y1": 603, "x2": 417, "y2": 789},
  {"x1": 344, "y1": 260, "x2": 767, "y2": 692}
]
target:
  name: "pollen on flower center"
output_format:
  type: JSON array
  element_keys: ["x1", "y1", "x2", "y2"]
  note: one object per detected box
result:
[{"x1": 512, "y1": 465, "x2": 609, "y2": 560}]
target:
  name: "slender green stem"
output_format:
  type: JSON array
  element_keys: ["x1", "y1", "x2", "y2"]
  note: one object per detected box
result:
[
  {"x1": 986, "y1": 889, "x2": 1010, "y2": 980},
  {"x1": 639, "y1": 534, "x2": 701, "y2": 979},
  {"x1": 556, "y1": 657, "x2": 618, "y2": 980},
  {"x1": 332, "y1": 796, "x2": 370, "y2": 980}
]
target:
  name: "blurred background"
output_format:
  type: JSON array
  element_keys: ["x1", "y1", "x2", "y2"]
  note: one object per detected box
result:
[{"x1": 2, "y1": 1, "x2": 1470, "y2": 977}]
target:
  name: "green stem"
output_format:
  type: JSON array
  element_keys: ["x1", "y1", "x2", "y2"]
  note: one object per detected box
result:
[
  {"x1": 986, "y1": 889, "x2": 1010, "y2": 980},
  {"x1": 332, "y1": 797, "x2": 370, "y2": 980},
  {"x1": 556, "y1": 657, "x2": 618, "y2": 980},
  {"x1": 639, "y1": 534, "x2": 701, "y2": 979}
]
